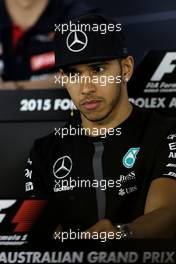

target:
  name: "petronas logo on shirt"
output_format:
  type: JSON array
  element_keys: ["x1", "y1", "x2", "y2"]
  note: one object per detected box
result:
[{"x1": 123, "y1": 147, "x2": 140, "y2": 169}]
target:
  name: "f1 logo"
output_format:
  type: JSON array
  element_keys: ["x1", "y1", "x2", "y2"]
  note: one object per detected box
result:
[
  {"x1": 0, "y1": 200, "x2": 16, "y2": 223},
  {"x1": 12, "y1": 200, "x2": 47, "y2": 232},
  {"x1": 0, "y1": 199, "x2": 47, "y2": 233},
  {"x1": 151, "y1": 52, "x2": 176, "y2": 81}
]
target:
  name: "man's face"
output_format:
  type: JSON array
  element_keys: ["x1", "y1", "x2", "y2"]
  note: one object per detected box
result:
[{"x1": 61, "y1": 59, "x2": 124, "y2": 122}]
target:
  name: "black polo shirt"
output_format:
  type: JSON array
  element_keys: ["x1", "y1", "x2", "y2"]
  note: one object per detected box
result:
[
  {"x1": 0, "y1": 0, "x2": 97, "y2": 81},
  {"x1": 24, "y1": 106, "x2": 176, "y2": 230}
]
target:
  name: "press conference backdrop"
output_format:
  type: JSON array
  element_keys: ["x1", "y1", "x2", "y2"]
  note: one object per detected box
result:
[
  {"x1": 1, "y1": 0, "x2": 176, "y2": 195},
  {"x1": 92, "y1": 0, "x2": 176, "y2": 66},
  {"x1": 128, "y1": 50, "x2": 176, "y2": 115},
  {"x1": 95, "y1": 0, "x2": 176, "y2": 113}
]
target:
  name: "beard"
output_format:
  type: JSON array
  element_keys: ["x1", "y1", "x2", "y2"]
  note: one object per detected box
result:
[{"x1": 79, "y1": 83, "x2": 122, "y2": 123}]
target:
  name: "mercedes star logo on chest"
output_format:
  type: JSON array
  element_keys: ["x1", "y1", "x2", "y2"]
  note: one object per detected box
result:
[{"x1": 53, "y1": 156, "x2": 72, "y2": 179}]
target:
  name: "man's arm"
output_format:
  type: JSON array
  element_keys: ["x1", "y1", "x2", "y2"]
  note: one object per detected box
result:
[
  {"x1": 128, "y1": 177, "x2": 176, "y2": 238},
  {"x1": 84, "y1": 177, "x2": 176, "y2": 238},
  {"x1": 24, "y1": 140, "x2": 49, "y2": 197},
  {"x1": 85, "y1": 128, "x2": 176, "y2": 239}
]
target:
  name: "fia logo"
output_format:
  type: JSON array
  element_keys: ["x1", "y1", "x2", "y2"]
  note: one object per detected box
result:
[{"x1": 123, "y1": 147, "x2": 140, "y2": 169}]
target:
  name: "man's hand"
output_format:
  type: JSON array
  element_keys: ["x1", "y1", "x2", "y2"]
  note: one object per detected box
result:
[{"x1": 84, "y1": 219, "x2": 117, "y2": 239}]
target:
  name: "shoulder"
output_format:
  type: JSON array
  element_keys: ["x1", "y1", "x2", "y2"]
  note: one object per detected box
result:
[
  {"x1": 34, "y1": 125, "x2": 67, "y2": 147},
  {"x1": 149, "y1": 111, "x2": 176, "y2": 134},
  {"x1": 33, "y1": 132, "x2": 56, "y2": 153},
  {"x1": 131, "y1": 107, "x2": 176, "y2": 149},
  {"x1": 135, "y1": 106, "x2": 176, "y2": 131},
  {"x1": 32, "y1": 120, "x2": 79, "y2": 153}
]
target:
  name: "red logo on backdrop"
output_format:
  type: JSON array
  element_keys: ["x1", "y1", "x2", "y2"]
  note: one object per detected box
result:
[
  {"x1": 30, "y1": 51, "x2": 55, "y2": 71},
  {"x1": 0, "y1": 200, "x2": 47, "y2": 233},
  {"x1": 12, "y1": 200, "x2": 47, "y2": 232}
]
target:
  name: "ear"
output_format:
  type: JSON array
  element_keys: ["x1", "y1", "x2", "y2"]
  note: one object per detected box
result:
[
  {"x1": 121, "y1": 56, "x2": 134, "y2": 82},
  {"x1": 59, "y1": 69, "x2": 64, "y2": 75},
  {"x1": 57, "y1": 69, "x2": 67, "y2": 88}
]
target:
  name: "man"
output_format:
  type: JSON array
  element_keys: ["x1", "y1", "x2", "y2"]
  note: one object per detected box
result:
[
  {"x1": 25, "y1": 14, "x2": 176, "y2": 238},
  {"x1": 0, "y1": 0, "x2": 97, "y2": 89}
]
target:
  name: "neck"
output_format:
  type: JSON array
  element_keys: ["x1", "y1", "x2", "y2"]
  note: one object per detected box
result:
[
  {"x1": 81, "y1": 88, "x2": 133, "y2": 134},
  {"x1": 5, "y1": 0, "x2": 49, "y2": 30}
]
